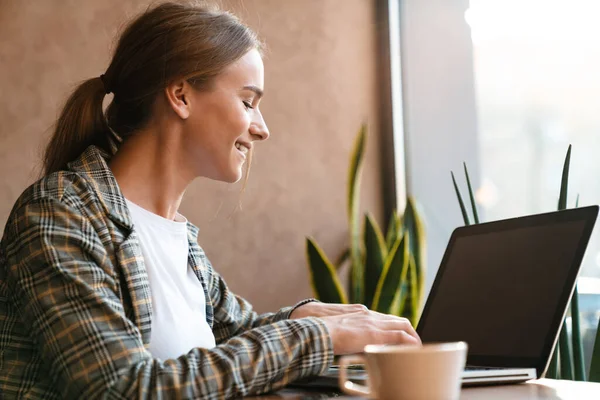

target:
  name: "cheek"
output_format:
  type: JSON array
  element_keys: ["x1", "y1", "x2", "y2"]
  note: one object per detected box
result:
[
  {"x1": 228, "y1": 108, "x2": 252, "y2": 134},
  {"x1": 192, "y1": 99, "x2": 251, "y2": 153}
]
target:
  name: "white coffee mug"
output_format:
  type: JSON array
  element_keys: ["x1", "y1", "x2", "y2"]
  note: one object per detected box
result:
[{"x1": 338, "y1": 342, "x2": 468, "y2": 400}]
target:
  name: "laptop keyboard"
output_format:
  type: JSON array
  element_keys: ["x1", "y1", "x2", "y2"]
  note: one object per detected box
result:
[
  {"x1": 465, "y1": 366, "x2": 507, "y2": 371},
  {"x1": 329, "y1": 364, "x2": 365, "y2": 371},
  {"x1": 330, "y1": 364, "x2": 511, "y2": 374},
  {"x1": 332, "y1": 365, "x2": 506, "y2": 372}
]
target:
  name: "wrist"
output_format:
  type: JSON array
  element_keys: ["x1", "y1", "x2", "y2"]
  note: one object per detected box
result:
[{"x1": 289, "y1": 298, "x2": 320, "y2": 319}]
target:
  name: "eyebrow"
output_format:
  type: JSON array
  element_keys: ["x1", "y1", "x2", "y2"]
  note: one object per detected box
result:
[{"x1": 242, "y1": 85, "x2": 264, "y2": 99}]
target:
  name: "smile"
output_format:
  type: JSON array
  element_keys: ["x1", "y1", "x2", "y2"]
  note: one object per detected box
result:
[{"x1": 235, "y1": 142, "x2": 250, "y2": 158}]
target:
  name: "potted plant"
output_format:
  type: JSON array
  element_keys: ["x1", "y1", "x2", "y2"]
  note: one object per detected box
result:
[{"x1": 305, "y1": 124, "x2": 426, "y2": 325}]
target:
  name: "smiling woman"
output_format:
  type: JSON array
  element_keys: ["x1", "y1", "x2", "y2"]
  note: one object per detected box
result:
[{"x1": 0, "y1": 1, "x2": 421, "y2": 399}]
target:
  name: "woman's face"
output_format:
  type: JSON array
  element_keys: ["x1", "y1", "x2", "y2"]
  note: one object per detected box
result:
[{"x1": 183, "y1": 48, "x2": 269, "y2": 183}]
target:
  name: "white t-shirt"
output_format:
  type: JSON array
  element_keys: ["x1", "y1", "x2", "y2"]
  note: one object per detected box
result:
[{"x1": 126, "y1": 199, "x2": 216, "y2": 360}]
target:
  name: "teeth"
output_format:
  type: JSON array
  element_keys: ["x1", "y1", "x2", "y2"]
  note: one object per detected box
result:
[{"x1": 235, "y1": 142, "x2": 248, "y2": 154}]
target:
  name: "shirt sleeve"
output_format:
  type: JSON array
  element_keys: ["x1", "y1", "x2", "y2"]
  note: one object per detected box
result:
[
  {"x1": 203, "y1": 256, "x2": 321, "y2": 343},
  {"x1": 3, "y1": 198, "x2": 334, "y2": 399}
]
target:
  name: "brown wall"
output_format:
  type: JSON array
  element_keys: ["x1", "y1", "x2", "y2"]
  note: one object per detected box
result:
[{"x1": 0, "y1": 0, "x2": 384, "y2": 313}]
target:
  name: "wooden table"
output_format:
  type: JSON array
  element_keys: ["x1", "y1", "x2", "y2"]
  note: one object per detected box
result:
[{"x1": 247, "y1": 379, "x2": 600, "y2": 399}]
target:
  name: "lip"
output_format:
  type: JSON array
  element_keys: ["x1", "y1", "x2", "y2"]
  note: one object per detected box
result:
[
  {"x1": 236, "y1": 140, "x2": 252, "y2": 151},
  {"x1": 235, "y1": 141, "x2": 251, "y2": 160}
]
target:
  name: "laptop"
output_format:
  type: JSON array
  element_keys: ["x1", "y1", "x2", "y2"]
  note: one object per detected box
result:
[{"x1": 294, "y1": 205, "x2": 598, "y2": 388}]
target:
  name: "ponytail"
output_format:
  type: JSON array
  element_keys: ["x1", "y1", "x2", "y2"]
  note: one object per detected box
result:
[{"x1": 43, "y1": 76, "x2": 111, "y2": 175}]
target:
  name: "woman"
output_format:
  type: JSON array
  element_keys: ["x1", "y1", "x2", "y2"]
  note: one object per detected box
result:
[{"x1": 0, "y1": 2, "x2": 420, "y2": 399}]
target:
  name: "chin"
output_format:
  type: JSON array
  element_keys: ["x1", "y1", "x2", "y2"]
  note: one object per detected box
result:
[
  {"x1": 205, "y1": 168, "x2": 243, "y2": 184},
  {"x1": 223, "y1": 169, "x2": 244, "y2": 183},
  {"x1": 209, "y1": 160, "x2": 245, "y2": 183},
  {"x1": 227, "y1": 175, "x2": 243, "y2": 184}
]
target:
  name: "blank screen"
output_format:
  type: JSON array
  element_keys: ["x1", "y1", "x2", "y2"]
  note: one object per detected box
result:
[{"x1": 419, "y1": 219, "x2": 587, "y2": 358}]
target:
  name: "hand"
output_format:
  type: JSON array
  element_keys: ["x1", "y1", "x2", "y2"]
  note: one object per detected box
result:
[
  {"x1": 290, "y1": 302, "x2": 374, "y2": 319},
  {"x1": 291, "y1": 302, "x2": 421, "y2": 355}
]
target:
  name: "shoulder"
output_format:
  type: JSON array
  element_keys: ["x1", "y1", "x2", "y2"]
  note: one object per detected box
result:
[
  {"x1": 1, "y1": 170, "x2": 108, "y2": 251},
  {"x1": 9, "y1": 170, "x2": 101, "y2": 219}
]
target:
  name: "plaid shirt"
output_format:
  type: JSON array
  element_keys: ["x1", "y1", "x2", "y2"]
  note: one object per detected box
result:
[{"x1": 0, "y1": 145, "x2": 333, "y2": 399}]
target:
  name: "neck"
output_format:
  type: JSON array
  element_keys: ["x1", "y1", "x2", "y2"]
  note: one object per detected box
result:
[{"x1": 109, "y1": 125, "x2": 192, "y2": 220}]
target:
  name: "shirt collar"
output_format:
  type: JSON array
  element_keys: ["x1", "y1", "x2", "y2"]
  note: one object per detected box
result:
[{"x1": 67, "y1": 145, "x2": 134, "y2": 232}]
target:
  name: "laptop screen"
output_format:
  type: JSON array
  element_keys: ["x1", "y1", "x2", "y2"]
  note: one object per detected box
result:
[{"x1": 417, "y1": 206, "x2": 597, "y2": 372}]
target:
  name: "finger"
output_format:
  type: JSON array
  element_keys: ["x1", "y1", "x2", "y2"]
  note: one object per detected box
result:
[
  {"x1": 385, "y1": 330, "x2": 421, "y2": 346},
  {"x1": 336, "y1": 310, "x2": 421, "y2": 344},
  {"x1": 343, "y1": 311, "x2": 418, "y2": 333},
  {"x1": 352, "y1": 309, "x2": 412, "y2": 324},
  {"x1": 367, "y1": 329, "x2": 419, "y2": 346},
  {"x1": 400, "y1": 322, "x2": 421, "y2": 344},
  {"x1": 397, "y1": 330, "x2": 421, "y2": 345},
  {"x1": 371, "y1": 320, "x2": 422, "y2": 344},
  {"x1": 368, "y1": 310, "x2": 413, "y2": 322},
  {"x1": 373, "y1": 314, "x2": 420, "y2": 343}
]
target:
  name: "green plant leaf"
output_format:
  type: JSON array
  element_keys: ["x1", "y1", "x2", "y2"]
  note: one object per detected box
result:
[
  {"x1": 410, "y1": 256, "x2": 419, "y2": 323},
  {"x1": 558, "y1": 145, "x2": 572, "y2": 211},
  {"x1": 558, "y1": 320, "x2": 574, "y2": 380},
  {"x1": 554, "y1": 144, "x2": 573, "y2": 381},
  {"x1": 463, "y1": 162, "x2": 479, "y2": 224},
  {"x1": 385, "y1": 210, "x2": 401, "y2": 250},
  {"x1": 371, "y1": 234, "x2": 409, "y2": 313},
  {"x1": 571, "y1": 193, "x2": 585, "y2": 381},
  {"x1": 590, "y1": 315, "x2": 600, "y2": 382},
  {"x1": 335, "y1": 248, "x2": 350, "y2": 269},
  {"x1": 348, "y1": 123, "x2": 367, "y2": 304},
  {"x1": 451, "y1": 171, "x2": 471, "y2": 226},
  {"x1": 306, "y1": 237, "x2": 348, "y2": 304},
  {"x1": 398, "y1": 255, "x2": 420, "y2": 325},
  {"x1": 547, "y1": 344, "x2": 560, "y2": 379},
  {"x1": 570, "y1": 285, "x2": 586, "y2": 381},
  {"x1": 395, "y1": 281, "x2": 409, "y2": 317},
  {"x1": 363, "y1": 213, "x2": 387, "y2": 308},
  {"x1": 389, "y1": 284, "x2": 403, "y2": 317},
  {"x1": 403, "y1": 197, "x2": 426, "y2": 311}
]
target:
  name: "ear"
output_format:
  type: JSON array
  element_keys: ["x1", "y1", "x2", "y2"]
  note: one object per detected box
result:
[{"x1": 164, "y1": 79, "x2": 191, "y2": 120}]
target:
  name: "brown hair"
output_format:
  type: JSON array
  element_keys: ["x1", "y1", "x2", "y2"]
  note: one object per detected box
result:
[{"x1": 43, "y1": 1, "x2": 261, "y2": 175}]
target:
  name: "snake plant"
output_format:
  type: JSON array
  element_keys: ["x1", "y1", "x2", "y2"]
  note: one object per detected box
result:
[
  {"x1": 305, "y1": 124, "x2": 426, "y2": 325},
  {"x1": 452, "y1": 145, "x2": 600, "y2": 382}
]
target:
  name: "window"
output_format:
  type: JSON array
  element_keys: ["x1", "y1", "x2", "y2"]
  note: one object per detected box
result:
[
  {"x1": 465, "y1": 0, "x2": 600, "y2": 374},
  {"x1": 397, "y1": 0, "x2": 600, "y2": 374},
  {"x1": 466, "y1": 0, "x2": 600, "y2": 280},
  {"x1": 397, "y1": 0, "x2": 600, "y2": 298}
]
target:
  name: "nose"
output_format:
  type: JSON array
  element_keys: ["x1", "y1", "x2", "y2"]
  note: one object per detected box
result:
[{"x1": 250, "y1": 111, "x2": 270, "y2": 141}]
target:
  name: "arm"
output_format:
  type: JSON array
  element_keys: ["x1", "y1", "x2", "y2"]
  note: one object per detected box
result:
[
  {"x1": 3, "y1": 198, "x2": 333, "y2": 399},
  {"x1": 203, "y1": 257, "x2": 319, "y2": 342}
]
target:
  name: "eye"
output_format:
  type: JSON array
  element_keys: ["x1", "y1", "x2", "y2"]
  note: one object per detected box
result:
[{"x1": 243, "y1": 101, "x2": 254, "y2": 110}]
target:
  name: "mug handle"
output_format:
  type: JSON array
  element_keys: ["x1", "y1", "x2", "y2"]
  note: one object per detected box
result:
[{"x1": 338, "y1": 355, "x2": 370, "y2": 397}]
